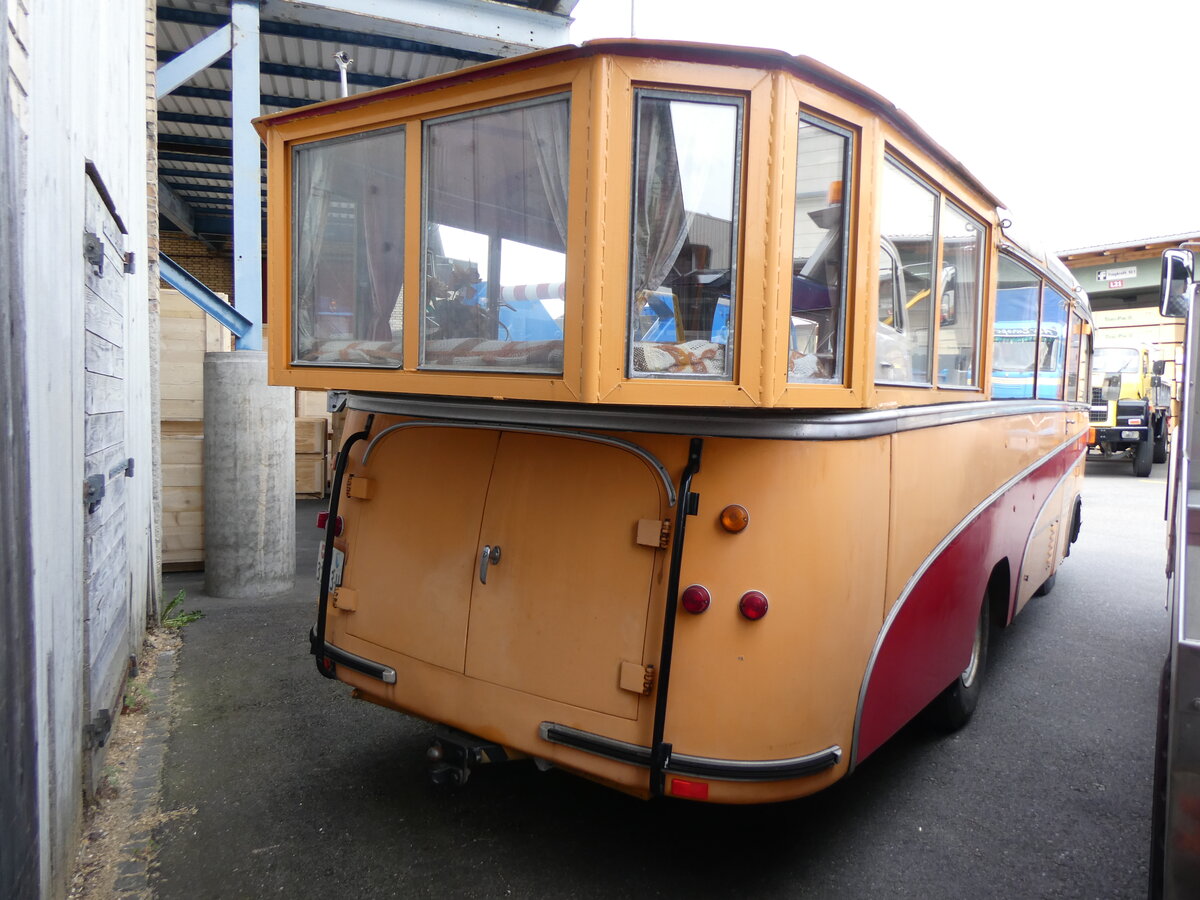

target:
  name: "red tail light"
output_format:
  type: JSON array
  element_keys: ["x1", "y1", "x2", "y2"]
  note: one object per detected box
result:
[
  {"x1": 680, "y1": 584, "x2": 711, "y2": 614},
  {"x1": 738, "y1": 591, "x2": 768, "y2": 620},
  {"x1": 316, "y1": 512, "x2": 343, "y2": 536},
  {"x1": 670, "y1": 778, "x2": 709, "y2": 800}
]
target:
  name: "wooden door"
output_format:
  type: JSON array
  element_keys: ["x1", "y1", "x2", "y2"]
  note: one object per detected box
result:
[{"x1": 81, "y1": 172, "x2": 132, "y2": 794}]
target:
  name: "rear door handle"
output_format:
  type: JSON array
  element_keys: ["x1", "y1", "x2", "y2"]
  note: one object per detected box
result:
[{"x1": 479, "y1": 544, "x2": 502, "y2": 584}]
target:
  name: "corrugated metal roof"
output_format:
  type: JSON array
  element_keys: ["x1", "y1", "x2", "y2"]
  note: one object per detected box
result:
[{"x1": 156, "y1": 0, "x2": 579, "y2": 240}]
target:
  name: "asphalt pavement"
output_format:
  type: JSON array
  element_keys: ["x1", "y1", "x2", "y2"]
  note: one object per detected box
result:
[{"x1": 152, "y1": 460, "x2": 1169, "y2": 899}]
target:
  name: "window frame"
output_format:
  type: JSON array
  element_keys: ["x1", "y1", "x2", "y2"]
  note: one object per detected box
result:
[{"x1": 625, "y1": 87, "x2": 746, "y2": 381}]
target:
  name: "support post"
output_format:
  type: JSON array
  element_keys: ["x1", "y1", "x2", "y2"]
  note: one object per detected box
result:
[{"x1": 232, "y1": 0, "x2": 263, "y2": 350}]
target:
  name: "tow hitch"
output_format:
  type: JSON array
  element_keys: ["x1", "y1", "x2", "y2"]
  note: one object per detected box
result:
[{"x1": 426, "y1": 727, "x2": 509, "y2": 786}]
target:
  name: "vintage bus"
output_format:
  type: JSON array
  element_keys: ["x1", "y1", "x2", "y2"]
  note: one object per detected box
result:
[{"x1": 254, "y1": 40, "x2": 1093, "y2": 803}]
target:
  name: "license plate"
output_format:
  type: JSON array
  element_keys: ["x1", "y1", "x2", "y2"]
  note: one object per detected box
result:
[{"x1": 316, "y1": 543, "x2": 345, "y2": 588}]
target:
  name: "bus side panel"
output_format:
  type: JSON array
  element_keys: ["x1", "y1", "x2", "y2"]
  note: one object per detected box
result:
[{"x1": 856, "y1": 417, "x2": 1084, "y2": 763}]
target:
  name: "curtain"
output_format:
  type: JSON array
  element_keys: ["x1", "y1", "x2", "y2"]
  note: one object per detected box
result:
[
  {"x1": 356, "y1": 138, "x2": 406, "y2": 342},
  {"x1": 528, "y1": 100, "x2": 570, "y2": 251},
  {"x1": 294, "y1": 149, "x2": 332, "y2": 352},
  {"x1": 633, "y1": 99, "x2": 691, "y2": 293}
]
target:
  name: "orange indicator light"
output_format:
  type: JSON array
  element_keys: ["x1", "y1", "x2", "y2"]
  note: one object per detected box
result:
[{"x1": 719, "y1": 504, "x2": 750, "y2": 533}]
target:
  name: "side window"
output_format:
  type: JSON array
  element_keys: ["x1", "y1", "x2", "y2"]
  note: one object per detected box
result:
[
  {"x1": 1037, "y1": 286, "x2": 1070, "y2": 399},
  {"x1": 788, "y1": 113, "x2": 852, "y2": 383},
  {"x1": 991, "y1": 255, "x2": 1040, "y2": 400},
  {"x1": 1078, "y1": 328, "x2": 1092, "y2": 402},
  {"x1": 292, "y1": 125, "x2": 406, "y2": 366},
  {"x1": 1064, "y1": 312, "x2": 1082, "y2": 401},
  {"x1": 878, "y1": 158, "x2": 936, "y2": 383},
  {"x1": 937, "y1": 202, "x2": 983, "y2": 386},
  {"x1": 421, "y1": 95, "x2": 569, "y2": 373},
  {"x1": 629, "y1": 91, "x2": 742, "y2": 379}
]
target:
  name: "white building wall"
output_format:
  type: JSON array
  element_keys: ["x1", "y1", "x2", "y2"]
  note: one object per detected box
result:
[{"x1": 20, "y1": 1, "x2": 152, "y2": 895}]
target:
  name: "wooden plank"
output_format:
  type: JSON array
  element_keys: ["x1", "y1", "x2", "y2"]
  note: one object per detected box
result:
[
  {"x1": 85, "y1": 288, "x2": 124, "y2": 347},
  {"x1": 162, "y1": 419, "x2": 203, "y2": 436},
  {"x1": 161, "y1": 398, "x2": 201, "y2": 419},
  {"x1": 295, "y1": 417, "x2": 327, "y2": 454},
  {"x1": 84, "y1": 371, "x2": 124, "y2": 415},
  {"x1": 85, "y1": 333, "x2": 125, "y2": 378},
  {"x1": 163, "y1": 485, "x2": 203, "y2": 513},
  {"x1": 84, "y1": 411, "x2": 124, "y2": 460}
]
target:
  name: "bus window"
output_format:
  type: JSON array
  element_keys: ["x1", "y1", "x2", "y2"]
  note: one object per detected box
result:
[
  {"x1": 421, "y1": 95, "x2": 569, "y2": 373},
  {"x1": 990, "y1": 256, "x2": 1040, "y2": 399},
  {"x1": 629, "y1": 92, "x2": 742, "y2": 379},
  {"x1": 937, "y1": 203, "x2": 983, "y2": 387},
  {"x1": 1064, "y1": 312, "x2": 1082, "y2": 400},
  {"x1": 789, "y1": 114, "x2": 852, "y2": 383},
  {"x1": 1037, "y1": 285, "x2": 1070, "y2": 399},
  {"x1": 1078, "y1": 325, "x2": 1092, "y2": 401},
  {"x1": 292, "y1": 125, "x2": 406, "y2": 366},
  {"x1": 878, "y1": 158, "x2": 936, "y2": 384}
]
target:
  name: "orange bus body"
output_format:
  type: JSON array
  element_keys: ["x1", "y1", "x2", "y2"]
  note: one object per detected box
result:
[{"x1": 256, "y1": 41, "x2": 1092, "y2": 803}]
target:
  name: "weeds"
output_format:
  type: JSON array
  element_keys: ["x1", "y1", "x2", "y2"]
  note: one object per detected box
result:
[
  {"x1": 121, "y1": 682, "x2": 152, "y2": 716},
  {"x1": 162, "y1": 590, "x2": 204, "y2": 628}
]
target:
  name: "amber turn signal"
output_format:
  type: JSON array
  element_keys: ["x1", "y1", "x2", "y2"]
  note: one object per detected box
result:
[{"x1": 719, "y1": 504, "x2": 749, "y2": 533}]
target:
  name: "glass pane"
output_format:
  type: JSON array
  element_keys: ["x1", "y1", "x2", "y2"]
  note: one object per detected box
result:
[
  {"x1": 1037, "y1": 286, "x2": 1071, "y2": 399},
  {"x1": 937, "y1": 203, "x2": 982, "y2": 386},
  {"x1": 878, "y1": 159, "x2": 936, "y2": 383},
  {"x1": 292, "y1": 126, "x2": 406, "y2": 366},
  {"x1": 1064, "y1": 312, "x2": 1082, "y2": 400},
  {"x1": 991, "y1": 256, "x2": 1040, "y2": 399},
  {"x1": 1079, "y1": 329, "x2": 1092, "y2": 402},
  {"x1": 421, "y1": 96, "x2": 569, "y2": 373},
  {"x1": 789, "y1": 115, "x2": 851, "y2": 383},
  {"x1": 629, "y1": 93, "x2": 740, "y2": 379}
]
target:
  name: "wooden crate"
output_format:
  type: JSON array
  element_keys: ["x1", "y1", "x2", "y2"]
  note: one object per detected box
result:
[
  {"x1": 162, "y1": 420, "x2": 205, "y2": 570},
  {"x1": 295, "y1": 416, "x2": 328, "y2": 455},
  {"x1": 296, "y1": 452, "x2": 327, "y2": 497}
]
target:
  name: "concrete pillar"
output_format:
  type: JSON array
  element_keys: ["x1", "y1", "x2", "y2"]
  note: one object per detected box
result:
[{"x1": 203, "y1": 351, "x2": 295, "y2": 598}]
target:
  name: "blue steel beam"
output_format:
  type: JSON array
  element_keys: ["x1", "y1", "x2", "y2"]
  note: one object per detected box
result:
[
  {"x1": 160, "y1": 150, "x2": 235, "y2": 166},
  {"x1": 159, "y1": 167, "x2": 235, "y2": 181},
  {"x1": 156, "y1": 48, "x2": 402, "y2": 88},
  {"x1": 160, "y1": 110, "x2": 232, "y2": 128},
  {"x1": 157, "y1": 4, "x2": 495, "y2": 62},
  {"x1": 159, "y1": 253, "x2": 253, "y2": 339},
  {"x1": 156, "y1": 23, "x2": 232, "y2": 98},
  {"x1": 172, "y1": 85, "x2": 311, "y2": 108}
]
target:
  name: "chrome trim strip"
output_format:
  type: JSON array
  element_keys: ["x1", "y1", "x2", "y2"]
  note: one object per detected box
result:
[
  {"x1": 848, "y1": 432, "x2": 1086, "y2": 769},
  {"x1": 348, "y1": 392, "x2": 1088, "y2": 442},
  {"x1": 320, "y1": 640, "x2": 397, "y2": 685},
  {"x1": 539, "y1": 722, "x2": 841, "y2": 783},
  {"x1": 360, "y1": 419, "x2": 677, "y2": 507}
]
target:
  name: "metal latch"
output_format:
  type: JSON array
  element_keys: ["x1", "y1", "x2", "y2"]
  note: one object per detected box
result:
[{"x1": 83, "y1": 709, "x2": 112, "y2": 749}]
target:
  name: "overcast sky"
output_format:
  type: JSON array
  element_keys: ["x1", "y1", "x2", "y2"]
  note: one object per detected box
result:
[{"x1": 569, "y1": 0, "x2": 1200, "y2": 254}]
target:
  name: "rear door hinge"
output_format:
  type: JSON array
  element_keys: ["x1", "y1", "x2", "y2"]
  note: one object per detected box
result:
[{"x1": 619, "y1": 661, "x2": 656, "y2": 696}]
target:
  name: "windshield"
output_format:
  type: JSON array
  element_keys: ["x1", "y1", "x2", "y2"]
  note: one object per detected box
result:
[{"x1": 1092, "y1": 347, "x2": 1139, "y2": 374}]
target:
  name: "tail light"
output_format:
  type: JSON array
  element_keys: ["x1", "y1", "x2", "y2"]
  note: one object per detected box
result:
[
  {"x1": 680, "y1": 584, "x2": 711, "y2": 614},
  {"x1": 670, "y1": 778, "x2": 709, "y2": 800},
  {"x1": 316, "y1": 512, "x2": 343, "y2": 536},
  {"x1": 738, "y1": 591, "x2": 768, "y2": 620}
]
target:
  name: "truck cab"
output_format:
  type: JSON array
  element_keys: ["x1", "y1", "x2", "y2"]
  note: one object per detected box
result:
[{"x1": 1088, "y1": 343, "x2": 1170, "y2": 476}]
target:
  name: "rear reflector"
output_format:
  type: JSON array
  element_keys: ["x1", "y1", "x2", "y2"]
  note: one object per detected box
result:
[
  {"x1": 316, "y1": 512, "x2": 343, "y2": 536},
  {"x1": 680, "y1": 584, "x2": 711, "y2": 614},
  {"x1": 739, "y1": 590, "x2": 768, "y2": 620},
  {"x1": 669, "y1": 778, "x2": 709, "y2": 800}
]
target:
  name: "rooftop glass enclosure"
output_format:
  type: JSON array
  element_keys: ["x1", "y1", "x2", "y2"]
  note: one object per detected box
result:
[{"x1": 256, "y1": 41, "x2": 1011, "y2": 409}]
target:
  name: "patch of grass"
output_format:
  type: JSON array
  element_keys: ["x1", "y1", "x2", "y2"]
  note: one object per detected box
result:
[
  {"x1": 162, "y1": 589, "x2": 204, "y2": 628},
  {"x1": 121, "y1": 682, "x2": 153, "y2": 716}
]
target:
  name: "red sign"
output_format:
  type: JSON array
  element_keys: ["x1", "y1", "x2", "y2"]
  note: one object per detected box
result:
[{"x1": 1108, "y1": 279, "x2": 1124, "y2": 288}]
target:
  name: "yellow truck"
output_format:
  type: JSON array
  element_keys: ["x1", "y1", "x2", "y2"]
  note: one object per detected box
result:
[{"x1": 1088, "y1": 344, "x2": 1171, "y2": 476}]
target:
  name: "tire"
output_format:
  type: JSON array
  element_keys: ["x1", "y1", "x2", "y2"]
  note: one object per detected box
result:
[
  {"x1": 1134, "y1": 436, "x2": 1153, "y2": 477},
  {"x1": 1034, "y1": 572, "x2": 1056, "y2": 597},
  {"x1": 1153, "y1": 421, "x2": 1169, "y2": 465},
  {"x1": 924, "y1": 595, "x2": 989, "y2": 732}
]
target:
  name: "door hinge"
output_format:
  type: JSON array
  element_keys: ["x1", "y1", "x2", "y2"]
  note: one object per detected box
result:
[
  {"x1": 619, "y1": 661, "x2": 656, "y2": 696},
  {"x1": 84, "y1": 474, "x2": 106, "y2": 514},
  {"x1": 83, "y1": 709, "x2": 113, "y2": 750},
  {"x1": 636, "y1": 518, "x2": 671, "y2": 549},
  {"x1": 83, "y1": 231, "x2": 104, "y2": 274}
]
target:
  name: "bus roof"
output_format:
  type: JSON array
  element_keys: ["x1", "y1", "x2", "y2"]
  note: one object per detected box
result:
[{"x1": 255, "y1": 38, "x2": 1005, "y2": 211}]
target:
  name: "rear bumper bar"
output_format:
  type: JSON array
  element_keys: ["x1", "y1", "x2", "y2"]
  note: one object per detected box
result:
[
  {"x1": 309, "y1": 630, "x2": 396, "y2": 684},
  {"x1": 539, "y1": 721, "x2": 841, "y2": 783}
]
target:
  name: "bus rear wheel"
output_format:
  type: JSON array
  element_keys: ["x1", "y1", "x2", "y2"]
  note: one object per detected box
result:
[{"x1": 924, "y1": 595, "x2": 989, "y2": 732}]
